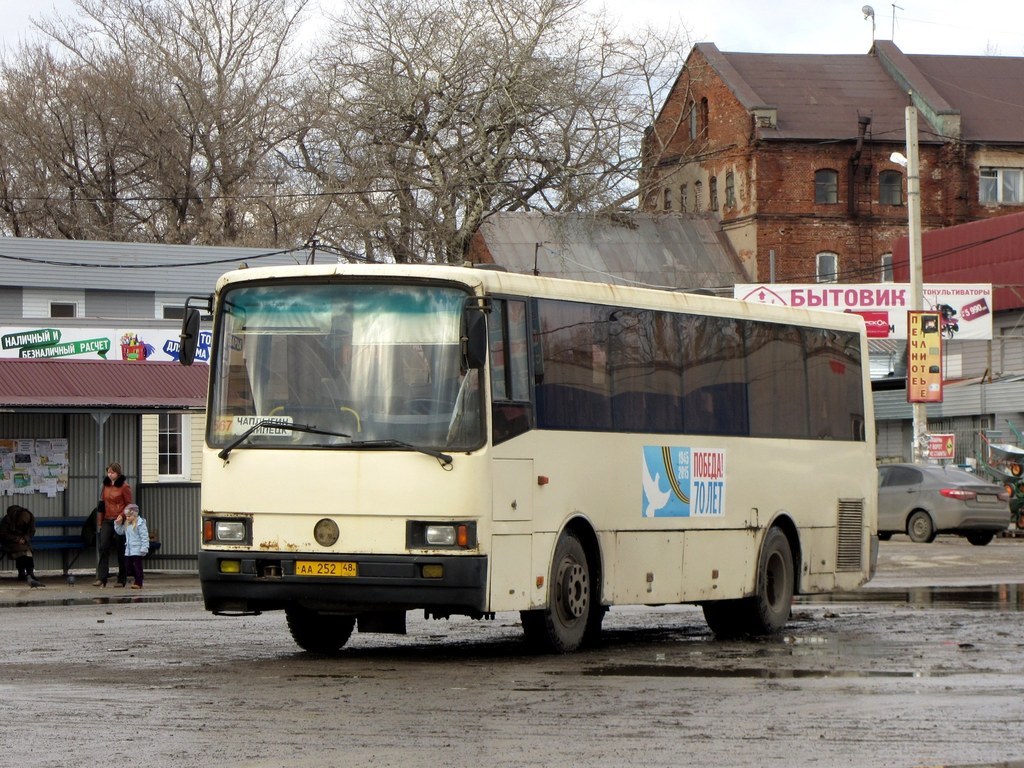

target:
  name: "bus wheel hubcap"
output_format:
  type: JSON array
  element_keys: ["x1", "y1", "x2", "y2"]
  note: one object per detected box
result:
[{"x1": 558, "y1": 561, "x2": 588, "y2": 619}]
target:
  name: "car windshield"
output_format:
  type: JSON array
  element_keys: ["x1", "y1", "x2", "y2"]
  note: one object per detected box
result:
[{"x1": 207, "y1": 281, "x2": 484, "y2": 453}]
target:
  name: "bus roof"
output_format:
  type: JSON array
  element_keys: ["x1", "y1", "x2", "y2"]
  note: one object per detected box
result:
[{"x1": 215, "y1": 262, "x2": 867, "y2": 334}]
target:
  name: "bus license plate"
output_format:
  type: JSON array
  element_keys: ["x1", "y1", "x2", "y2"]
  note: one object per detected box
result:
[{"x1": 295, "y1": 560, "x2": 357, "y2": 577}]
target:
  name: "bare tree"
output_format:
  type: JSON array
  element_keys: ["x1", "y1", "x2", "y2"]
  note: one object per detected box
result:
[
  {"x1": 0, "y1": 0, "x2": 313, "y2": 244},
  {"x1": 296, "y1": 0, "x2": 689, "y2": 262}
]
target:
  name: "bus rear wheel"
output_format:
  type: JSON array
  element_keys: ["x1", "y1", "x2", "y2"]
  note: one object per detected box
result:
[
  {"x1": 703, "y1": 527, "x2": 795, "y2": 638},
  {"x1": 285, "y1": 606, "x2": 355, "y2": 653},
  {"x1": 521, "y1": 532, "x2": 593, "y2": 653}
]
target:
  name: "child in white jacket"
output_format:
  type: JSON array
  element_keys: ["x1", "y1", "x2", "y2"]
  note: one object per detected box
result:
[{"x1": 114, "y1": 504, "x2": 149, "y2": 589}]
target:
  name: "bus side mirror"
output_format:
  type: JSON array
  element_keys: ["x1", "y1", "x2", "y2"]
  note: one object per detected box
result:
[
  {"x1": 463, "y1": 310, "x2": 487, "y2": 370},
  {"x1": 179, "y1": 308, "x2": 202, "y2": 366}
]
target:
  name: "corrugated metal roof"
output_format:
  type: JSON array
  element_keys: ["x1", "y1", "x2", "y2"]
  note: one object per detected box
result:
[
  {"x1": 892, "y1": 211, "x2": 1024, "y2": 311},
  {"x1": 0, "y1": 359, "x2": 208, "y2": 410},
  {"x1": 470, "y1": 212, "x2": 748, "y2": 294},
  {"x1": 0, "y1": 236, "x2": 311, "y2": 295}
]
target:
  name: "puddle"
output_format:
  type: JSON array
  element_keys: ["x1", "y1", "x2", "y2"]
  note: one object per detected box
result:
[
  {"x1": 0, "y1": 593, "x2": 202, "y2": 609},
  {"x1": 799, "y1": 583, "x2": 1024, "y2": 610},
  {"x1": 582, "y1": 664, "x2": 937, "y2": 679}
]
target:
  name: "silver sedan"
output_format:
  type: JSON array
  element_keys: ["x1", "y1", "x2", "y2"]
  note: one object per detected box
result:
[{"x1": 877, "y1": 463, "x2": 1011, "y2": 545}]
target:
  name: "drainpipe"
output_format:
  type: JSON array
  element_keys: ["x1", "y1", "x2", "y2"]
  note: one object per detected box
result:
[{"x1": 848, "y1": 116, "x2": 872, "y2": 218}]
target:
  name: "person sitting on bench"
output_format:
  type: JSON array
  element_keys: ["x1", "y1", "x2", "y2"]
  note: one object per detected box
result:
[{"x1": 1, "y1": 505, "x2": 44, "y2": 588}]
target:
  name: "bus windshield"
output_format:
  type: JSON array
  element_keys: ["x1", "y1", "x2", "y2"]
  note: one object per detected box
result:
[{"x1": 208, "y1": 281, "x2": 483, "y2": 453}]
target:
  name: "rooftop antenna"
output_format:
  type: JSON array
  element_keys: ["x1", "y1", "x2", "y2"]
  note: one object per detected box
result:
[
  {"x1": 891, "y1": 3, "x2": 903, "y2": 41},
  {"x1": 862, "y1": 5, "x2": 875, "y2": 42}
]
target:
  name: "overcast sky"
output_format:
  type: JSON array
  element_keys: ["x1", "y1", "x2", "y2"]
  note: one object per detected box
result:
[{"x1": 2, "y1": 0, "x2": 1023, "y2": 56}]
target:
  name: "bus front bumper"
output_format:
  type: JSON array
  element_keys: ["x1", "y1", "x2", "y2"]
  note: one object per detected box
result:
[{"x1": 198, "y1": 551, "x2": 488, "y2": 616}]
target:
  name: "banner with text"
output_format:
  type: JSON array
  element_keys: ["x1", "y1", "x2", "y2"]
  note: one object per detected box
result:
[
  {"x1": 734, "y1": 284, "x2": 992, "y2": 340},
  {"x1": 0, "y1": 326, "x2": 211, "y2": 363},
  {"x1": 907, "y1": 311, "x2": 943, "y2": 403}
]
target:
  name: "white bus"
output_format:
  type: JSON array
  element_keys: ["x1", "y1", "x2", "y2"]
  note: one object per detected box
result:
[{"x1": 179, "y1": 263, "x2": 877, "y2": 653}]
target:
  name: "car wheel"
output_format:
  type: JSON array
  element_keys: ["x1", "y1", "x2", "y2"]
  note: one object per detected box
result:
[
  {"x1": 965, "y1": 531, "x2": 995, "y2": 546},
  {"x1": 907, "y1": 510, "x2": 936, "y2": 543}
]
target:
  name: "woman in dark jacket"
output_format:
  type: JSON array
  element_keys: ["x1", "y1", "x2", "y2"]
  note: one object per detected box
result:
[
  {"x1": 94, "y1": 462, "x2": 132, "y2": 587},
  {"x1": 1, "y1": 504, "x2": 43, "y2": 587}
]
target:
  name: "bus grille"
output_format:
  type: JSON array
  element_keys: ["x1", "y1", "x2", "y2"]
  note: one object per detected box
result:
[{"x1": 836, "y1": 499, "x2": 864, "y2": 572}]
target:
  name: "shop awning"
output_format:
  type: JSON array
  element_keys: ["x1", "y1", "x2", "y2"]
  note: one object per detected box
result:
[{"x1": 0, "y1": 359, "x2": 209, "y2": 411}]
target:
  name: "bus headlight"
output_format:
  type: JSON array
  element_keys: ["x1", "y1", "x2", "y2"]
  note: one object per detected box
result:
[
  {"x1": 214, "y1": 520, "x2": 246, "y2": 542},
  {"x1": 203, "y1": 520, "x2": 249, "y2": 544},
  {"x1": 426, "y1": 525, "x2": 456, "y2": 546},
  {"x1": 407, "y1": 521, "x2": 476, "y2": 549}
]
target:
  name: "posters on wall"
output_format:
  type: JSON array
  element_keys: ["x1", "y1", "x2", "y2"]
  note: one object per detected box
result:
[{"x1": 0, "y1": 438, "x2": 69, "y2": 497}]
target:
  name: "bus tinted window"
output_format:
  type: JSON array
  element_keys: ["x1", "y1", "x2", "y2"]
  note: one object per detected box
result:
[
  {"x1": 531, "y1": 297, "x2": 863, "y2": 441},
  {"x1": 746, "y1": 322, "x2": 809, "y2": 438},
  {"x1": 683, "y1": 314, "x2": 748, "y2": 436}
]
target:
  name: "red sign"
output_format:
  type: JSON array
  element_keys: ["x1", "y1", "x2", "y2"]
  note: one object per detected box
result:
[
  {"x1": 927, "y1": 433, "x2": 956, "y2": 460},
  {"x1": 849, "y1": 310, "x2": 893, "y2": 338}
]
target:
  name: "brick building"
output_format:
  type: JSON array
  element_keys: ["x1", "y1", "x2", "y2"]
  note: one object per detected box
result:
[{"x1": 640, "y1": 41, "x2": 1024, "y2": 285}]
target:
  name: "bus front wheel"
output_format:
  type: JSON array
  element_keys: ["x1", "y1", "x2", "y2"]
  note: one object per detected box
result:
[
  {"x1": 521, "y1": 532, "x2": 593, "y2": 653},
  {"x1": 703, "y1": 526, "x2": 795, "y2": 638},
  {"x1": 285, "y1": 606, "x2": 355, "y2": 653}
]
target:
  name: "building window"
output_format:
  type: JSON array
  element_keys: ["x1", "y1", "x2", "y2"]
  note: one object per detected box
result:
[
  {"x1": 694, "y1": 181, "x2": 703, "y2": 212},
  {"x1": 816, "y1": 252, "x2": 838, "y2": 283},
  {"x1": 710, "y1": 176, "x2": 718, "y2": 211},
  {"x1": 815, "y1": 169, "x2": 839, "y2": 204},
  {"x1": 688, "y1": 100, "x2": 697, "y2": 140},
  {"x1": 980, "y1": 167, "x2": 1023, "y2": 204},
  {"x1": 725, "y1": 172, "x2": 735, "y2": 208},
  {"x1": 663, "y1": 187, "x2": 673, "y2": 211},
  {"x1": 50, "y1": 302, "x2": 77, "y2": 318},
  {"x1": 880, "y1": 253, "x2": 894, "y2": 282},
  {"x1": 680, "y1": 184, "x2": 688, "y2": 212},
  {"x1": 879, "y1": 170, "x2": 903, "y2": 205},
  {"x1": 158, "y1": 413, "x2": 190, "y2": 479},
  {"x1": 699, "y1": 97, "x2": 709, "y2": 138},
  {"x1": 162, "y1": 305, "x2": 185, "y2": 320}
]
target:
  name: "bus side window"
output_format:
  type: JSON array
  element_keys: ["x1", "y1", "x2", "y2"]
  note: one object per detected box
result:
[{"x1": 491, "y1": 299, "x2": 534, "y2": 445}]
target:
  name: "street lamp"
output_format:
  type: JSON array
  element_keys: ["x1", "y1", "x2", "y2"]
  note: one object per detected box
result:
[{"x1": 890, "y1": 105, "x2": 928, "y2": 463}]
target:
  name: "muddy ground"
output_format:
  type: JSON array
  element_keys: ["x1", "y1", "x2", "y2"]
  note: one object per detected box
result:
[{"x1": 2, "y1": 537, "x2": 1024, "y2": 768}]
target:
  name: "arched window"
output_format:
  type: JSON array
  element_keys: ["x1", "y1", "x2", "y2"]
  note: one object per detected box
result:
[
  {"x1": 725, "y1": 172, "x2": 735, "y2": 208},
  {"x1": 680, "y1": 184, "x2": 689, "y2": 213},
  {"x1": 816, "y1": 252, "x2": 839, "y2": 283},
  {"x1": 694, "y1": 180, "x2": 703, "y2": 212},
  {"x1": 710, "y1": 176, "x2": 719, "y2": 211},
  {"x1": 688, "y1": 100, "x2": 697, "y2": 140},
  {"x1": 699, "y1": 97, "x2": 709, "y2": 138},
  {"x1": 815, "y1": 169, "x2": 839, "y2": 204},
  {"x1": 879, "y1": 170, "x2": 903, "y2": 205},
  {"x1": 663, "y1": 187, "x2": 673, "y2": 211}
]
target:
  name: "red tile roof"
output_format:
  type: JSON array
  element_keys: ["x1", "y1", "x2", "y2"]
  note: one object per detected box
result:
[{"x1": 0, "y1": 359, "x2": 209, "y2": 410}]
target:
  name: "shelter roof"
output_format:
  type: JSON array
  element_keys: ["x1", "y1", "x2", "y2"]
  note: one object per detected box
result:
[
  {"x1": 0, "y1": 359, "x2": 208, "y2": 411},
  {"x1": 0, "y1": 236, "x2": 309, "y2": 294}
]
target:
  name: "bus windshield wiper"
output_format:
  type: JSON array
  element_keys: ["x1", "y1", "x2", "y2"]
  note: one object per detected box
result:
[
  {"x1": 348, "y1": 439, "x2": 453, "y2": 467},
  {"x1": 218, "y1": 420, "x2": 351, "y2": 460}
]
